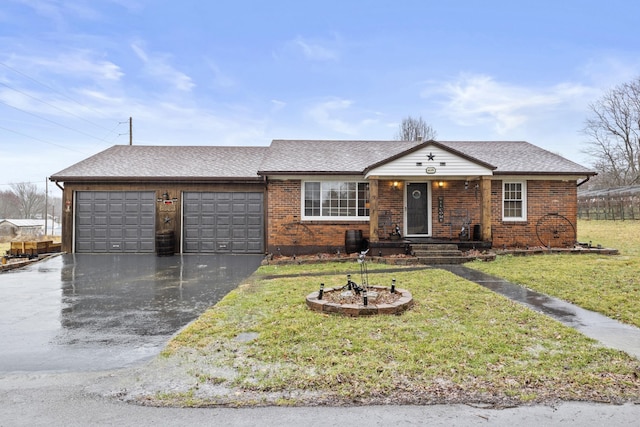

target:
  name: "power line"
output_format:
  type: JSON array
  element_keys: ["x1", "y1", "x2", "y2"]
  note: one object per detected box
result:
[
  {"x1": 0, "y1": 61, "x2": 117, "y2": 124},
  {"x1": 0, "y1": 80, "x2": 118, "y2": 137},
  {"x1": 0, "y1": 61, "x2": 125, "y2": 145},
  {"x1": 0, "y1": 124, "x2": 87, "y2": 152},
  {"x1": 0, "y1": 98, "x2": 117, "y2": 144}
]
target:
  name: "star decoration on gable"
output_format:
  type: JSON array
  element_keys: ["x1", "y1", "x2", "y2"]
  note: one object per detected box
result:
[{"x1": 427, "y1": 152, "x2": 435, "y2": 161}]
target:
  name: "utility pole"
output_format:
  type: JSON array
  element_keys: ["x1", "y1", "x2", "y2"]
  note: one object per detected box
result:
[
  {"x1": 129, "y1": 117, "x2": 133, "y2": 145},
  {"x1": 44, "y1": 178, "x2": 48, "y2": 236}
]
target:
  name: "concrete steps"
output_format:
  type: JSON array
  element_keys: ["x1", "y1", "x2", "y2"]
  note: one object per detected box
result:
[{"x1": 410, "y1": 243, "x2": 473, "y2": 265}]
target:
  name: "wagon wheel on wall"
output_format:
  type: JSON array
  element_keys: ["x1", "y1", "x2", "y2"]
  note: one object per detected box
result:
[{"x1": 535, "y1": 213, "x2": 576, "y2": 248}]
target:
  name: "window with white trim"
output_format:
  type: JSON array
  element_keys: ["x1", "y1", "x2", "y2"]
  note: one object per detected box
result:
[
  {"x1": 303, "y1": 181, "x2": 369, "y2": 219},
  {"x1": 503, "y1": 181, "x2": 527, "y2": 221}
]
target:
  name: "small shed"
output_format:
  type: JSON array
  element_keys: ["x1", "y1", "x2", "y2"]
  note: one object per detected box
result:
[{"x1": 0, "y1": 219, "x2": 47, "y2": 238}]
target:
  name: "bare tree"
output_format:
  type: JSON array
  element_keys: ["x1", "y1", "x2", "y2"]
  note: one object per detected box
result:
[
  {"x1": 0, "y1": 190, "x2": 21, "y2": 218},
  {"x1": 10, "y1": 182, "x2": 45, "y2": 219},
  {"x1": 583, "y1": 78, "x2": 640, "y2": 187},
  {"x1": 395, "y1": 115, "x2": 437, "y2": 141}
]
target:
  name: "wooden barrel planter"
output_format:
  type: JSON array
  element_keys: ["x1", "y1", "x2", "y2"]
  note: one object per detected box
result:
[
  {"x1": 345, "y1": 229, "x2": 363, "y2": 254},
  {"x1": 156, "y1": 231, "x2": 175, "y2": 256}
]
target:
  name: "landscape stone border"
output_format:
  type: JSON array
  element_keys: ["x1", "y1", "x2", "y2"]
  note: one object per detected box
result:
[{"x1": 306, "y1": 285, "x2": 413, "y2": 317}]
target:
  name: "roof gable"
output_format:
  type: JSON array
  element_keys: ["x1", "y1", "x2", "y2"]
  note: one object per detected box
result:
[{"x1": 365, "y1": 141, "x2": 496, "y2": 178}]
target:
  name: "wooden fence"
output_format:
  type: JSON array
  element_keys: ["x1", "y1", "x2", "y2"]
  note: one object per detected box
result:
[{"x1": 578, "y1": 186, "x2": 640, "y2": 220}]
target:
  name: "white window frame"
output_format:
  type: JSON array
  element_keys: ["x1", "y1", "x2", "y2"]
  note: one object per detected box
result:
[
  {"x1": 301, "y1": 180, "x2": 370, "y2": 221},
  {"x1": 502, "y1": 180, "x2": 527, "y2": 221}
]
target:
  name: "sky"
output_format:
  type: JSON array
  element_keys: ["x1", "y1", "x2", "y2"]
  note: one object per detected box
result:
[{"x1": 2, "y1": 0, "x2": 640, "y2": 195}]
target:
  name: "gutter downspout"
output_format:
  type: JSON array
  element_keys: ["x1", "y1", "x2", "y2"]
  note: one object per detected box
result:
[{"x1": 577, "y1": 176, "x2": 591, "y2": 188}]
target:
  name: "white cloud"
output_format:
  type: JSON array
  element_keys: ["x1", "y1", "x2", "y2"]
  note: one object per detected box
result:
[
  {"x1": 205, "y1": 60, "x2": 235, "y2": 88},
  {"x1": 290, "y1": 35, "x2": 340, "y2": 61},
  {"x1": 270, "y1": 99, "x2": 286, "y2": 112},
  {"x1": 130, "y1": 42, "x2": 195, "y2": 92},
  {"x1": 425, "y1": 74, "x2": 594, "y2": 134},
  {"x1": 7, "y1": 50, "x2": 123, "y2": 82},
  {"x1": 306, "y1": 98, "x2": 377, "y2": 135}
]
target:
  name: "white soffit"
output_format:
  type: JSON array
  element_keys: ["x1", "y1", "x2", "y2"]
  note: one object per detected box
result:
[{"x1": 365, "y1": 145, "x2": 494, "y2": 178}]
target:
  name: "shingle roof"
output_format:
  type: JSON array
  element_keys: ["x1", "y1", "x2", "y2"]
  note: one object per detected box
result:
[
  {"x1": 258, "y1": 140, "x2": 420, "y2": 174},
  {"x1": 50, "y1": 140, "x2": 595, "y2": 182},
  {"x1": 0, "y1": 219, "x2": 44, "y2": 227},
  {"x1": 259, "y1": 140, "x2": 595, "y2": 175},
  {"x1": 438, "y1": 141, "x2": 594, "y2": 175},
  {"x1": 50, "y1": 145, "x2": 268, "y2": 181}
]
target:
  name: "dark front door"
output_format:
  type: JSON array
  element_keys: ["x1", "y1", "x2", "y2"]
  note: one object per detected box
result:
[{"x1": 406, "y1": 183, "x2": 429, "y2": 236}]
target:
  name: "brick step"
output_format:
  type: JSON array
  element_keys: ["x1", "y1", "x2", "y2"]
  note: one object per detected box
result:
[
  {"x1": 412, "y1": 250, "x2": 463, "y2": 257},
  {"x1": 415, "y1": 256, "x2": 474, "y2": 265},
  {"x1": 410, "y1": 243, "x2": 460, "y2": 251}
]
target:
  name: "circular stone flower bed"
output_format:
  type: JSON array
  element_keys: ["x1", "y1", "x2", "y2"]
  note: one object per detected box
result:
[{"x1": 306, "y1": 285, "x2": 413, "y2": 317}]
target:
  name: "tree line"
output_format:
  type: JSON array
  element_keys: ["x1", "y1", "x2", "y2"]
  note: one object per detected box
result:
[{"x1": 0, "y1": 182, "x2": 61, "y2": 220}]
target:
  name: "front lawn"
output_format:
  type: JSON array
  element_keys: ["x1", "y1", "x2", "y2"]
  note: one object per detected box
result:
[
  {"x1": 155, "y1": 260, "x2": 640, "y2": 407},
  {"x1": 468, "y1": 220, "x2": 640, "y2": 327}
]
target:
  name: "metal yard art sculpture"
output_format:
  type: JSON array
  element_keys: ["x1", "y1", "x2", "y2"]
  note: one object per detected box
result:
[{"x1": 305, "y1": 249, "x2": 413, "y2": 316}]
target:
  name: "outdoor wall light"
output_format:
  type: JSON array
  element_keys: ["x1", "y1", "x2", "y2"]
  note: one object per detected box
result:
[
  {"x1": 438, "y1": 181, "x2": 444, "y2": 188},
  {"x1": 162, "y1": 191, "x2": 170, "y2": 200},
  {"x1": 393, "y1": 181, "x2": 399, "y2": 190},
  {"x1": 464, "y1": 181, "x2": 469, "y2": 190}
]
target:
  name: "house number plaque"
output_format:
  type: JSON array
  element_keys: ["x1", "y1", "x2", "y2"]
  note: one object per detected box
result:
[{"x1": 438, "y1": 196, "x2": 444, "y2": 222}]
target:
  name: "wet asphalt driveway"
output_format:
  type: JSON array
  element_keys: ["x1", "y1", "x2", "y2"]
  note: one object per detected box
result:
[{"x1": 0, "y1": 254, "x2": 263, "y2": 373}]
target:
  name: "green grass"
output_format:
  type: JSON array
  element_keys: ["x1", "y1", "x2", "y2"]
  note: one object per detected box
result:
[
  {"x1": 161, "y1": 255, "x2": 640, "y2": 406},
  {"x1": 468, "y1": 220, "x2": 640, "y2": 327}
]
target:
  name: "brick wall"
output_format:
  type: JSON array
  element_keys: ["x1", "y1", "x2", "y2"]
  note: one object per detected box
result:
[
  {"x1": 431, "y1": 180, "x2": 483, "y2": 239},
  {"x1": 490, "y1": 180, "x2": 578, "y2": 248},
  {"x1": 267, "y1": 179, "x2": 369, "y2": 255},
  {"x1": 378, "y1": 181, "x2": 404, "y2": 238},
  {"x1": 266, "y1": 178, "x2": 579, "y2": 254}
]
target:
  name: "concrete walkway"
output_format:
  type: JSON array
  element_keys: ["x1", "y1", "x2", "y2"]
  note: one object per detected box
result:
[{"x1": 441, "y1": 265, "x2": 640, "y2": 360}]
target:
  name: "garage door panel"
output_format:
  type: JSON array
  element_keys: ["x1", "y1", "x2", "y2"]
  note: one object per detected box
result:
[
  {"x1": 75, "y1": 191, "x2": 155, "y2": 253},
  {"x1": 216, "y1": 203, "x2": 230, "y2": 213},
  {"x1": 93, "y1": 228, "x2": 107, "y2": 239},
  {"x1": 124, "y1": 215, "x2": 140, "y2": 225},
  {"x1": 247, "y1": 215, "x2": 262, "y2": 225},
  {"x1": 216, "y1": 215, "x2": 230, "y2": 225},
  {"x1": 247, "y1": 228, "x2": 262, "y2": 239},
  {"x1": 183, "y1": 192, "x2": 263, "y2": 254},
  {"x1": 92, "y1": 242, "x2": 108, "y2": 252},
  {"x1": 216, "y1": 228, "x2": 230, "y2": 239},
  {"x1": 140, "y1": 229, "x2": 154, "y2": 239},
  {"x1": 232, "y1": 228, "x2": 246, "y2": 239}
]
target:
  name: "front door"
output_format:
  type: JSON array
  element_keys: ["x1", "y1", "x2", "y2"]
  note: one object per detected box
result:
[{"x1": 406, "y1": 183, "x2": 430, "y2": 236}]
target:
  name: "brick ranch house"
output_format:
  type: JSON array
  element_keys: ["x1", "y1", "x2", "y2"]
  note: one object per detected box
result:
[{"x1": 49, "y1": 140, "x2": 595, "y2": 256}]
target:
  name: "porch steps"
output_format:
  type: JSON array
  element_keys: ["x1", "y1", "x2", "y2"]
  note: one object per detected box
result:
[{"x1": 411, "y1": 243, "x2": 473, "y2": 265}]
